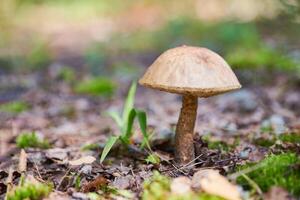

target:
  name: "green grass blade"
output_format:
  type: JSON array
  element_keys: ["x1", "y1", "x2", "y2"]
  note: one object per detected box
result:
[
  {"x1": 136, "y1": 110, "x2": 150, "y2": 149},
  {"x1": 122, "y1": 108, "x2": 136, "y2": 142},
  {"x1": 106, "y1": 110, "x2": 123, "y2": 129},
  {"x1": 100, "y1": 136, "x2": 119, "y2": 163},
  {"x1": 122, "y1": 81, "x2": 136, "y2": 123}
]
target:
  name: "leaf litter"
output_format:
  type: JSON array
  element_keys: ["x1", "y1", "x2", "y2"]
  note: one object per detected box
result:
[{"x1": 0, "y1": 68, "x2": 299, "y2": 199}]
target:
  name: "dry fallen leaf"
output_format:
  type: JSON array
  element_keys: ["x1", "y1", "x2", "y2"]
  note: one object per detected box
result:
[
  {"x1": 192, "y1": 169, "x2": 241, "y2": 200},
  {"x1": 19, "y1": 149, "x2": 27, "y2": 172},
  {"x1": 46, "y1": 148, "x2": 68, "y2": 161},
  {"x1": 81, "y1": 176, "x2": 108, "y2": 193},
  {"x1": 171, "y1": 176, "x2": 192, "y2": 195},
  {"x1": 69, "y1": 156, "x2": 96, "y2": 166}
]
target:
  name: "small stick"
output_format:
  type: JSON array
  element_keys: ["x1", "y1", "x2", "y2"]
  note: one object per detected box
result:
[
  {"x1": 240, "y1": 174, "x2": 263, "y2": 197},
  {"x1": 18, "y1": 149, "x2": 27, "y2": 186},
  {"x1": 5, "y1": 168, "x2": 14, "y2": 200}
]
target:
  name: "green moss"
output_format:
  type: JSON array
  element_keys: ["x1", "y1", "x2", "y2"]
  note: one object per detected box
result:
[
  {"x1": 226, "y1": 46, "x2": 298, "y2": 72},
  {"x1": 7, "y1": 182, "x2": 52, "y2": 200},
  {"x1": 81, "y1": 143, "x2": 101, "y2": 151},
  {"x1": 84, "y1": 44, "x2": 110, "y2": 76},
  {"x1": 16, "y1": 132, "x2": 50, "y2": 149},
  {"x1": 207, "y1": 141, "x2": 232, "y2": 152},
  {"x1": 279, "y1": 132, "x2": 300, "y2": 143},
  {"x1": 26, "y1": 41, "x2": 52, "y2": 70},
  {"x1": 202, "y1": 135, "x2": 233, "y2": 152},
  {"x1": 110, "y1": 18, "x2": 261, "y2": 54},
  {"x1": 236, "y1": 153, "x2": 300, "y2": 196},
  {"x1": 145, "y1": 154, "x2": 160, "y2": 164},
  {"x1": 253, "y1": 137, "x2": 275, "y2": 147},
  {"x1": 0, "y1": 101, "x2": 29, "y2": 114},
  {"x1": 74, "y1": 77, "x2": 117, "y2": 97},
  {"x1": 57, "y1": 67, "x2": 76, "y2": 83},
  {"x1": 253, "y1": 132, "x2": 300, "y2": 147}
]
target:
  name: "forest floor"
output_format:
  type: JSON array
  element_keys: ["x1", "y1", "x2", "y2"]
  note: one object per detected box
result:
[{"x1": 0, "y1": 66, "x2": 299, "y2": 199}]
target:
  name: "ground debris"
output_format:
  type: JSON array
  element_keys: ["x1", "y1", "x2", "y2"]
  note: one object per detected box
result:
[{"x1": 81, "y1": 176, "x2": 109, "y2": 193}]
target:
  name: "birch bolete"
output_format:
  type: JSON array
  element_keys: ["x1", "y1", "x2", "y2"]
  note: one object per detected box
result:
[{"x1": 139, "y1": 46, "x2": 241, "y2": 165}]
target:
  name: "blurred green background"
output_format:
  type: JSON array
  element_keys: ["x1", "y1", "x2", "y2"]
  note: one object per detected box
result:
[{"x1": 0, "y1": 0, "x2": 300, "y2": 92}]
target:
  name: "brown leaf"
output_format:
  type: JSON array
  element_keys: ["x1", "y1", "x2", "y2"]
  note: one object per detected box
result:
[
  {"x1": 81, "y1": 176, "x2": 108, "y2": 193},
  {"x1": 19, "y1": 149, "x2": 27, "y2": 172},
  {"x1": 69, "y1": 156, "x2": 96, "y2": 166}
]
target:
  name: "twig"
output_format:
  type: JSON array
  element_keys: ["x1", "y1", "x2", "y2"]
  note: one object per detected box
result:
[
  {"x1": 5, "y1": 168, "x2": 13, "y2": 200},
  {"x1": 56, "y1": 168, "x2": 71, "y2": 190},
  {"x1": 240, "y1": 174, "x2": 263, "y2": 197},
  {"x1": 179, "y1": 154, "x2": 203, "y2": 169},
  {"x1": 18, "y1": 149, "x2": 27, "y2": 186},
  {"x1": 34, "y1": 162, "x2": 45, "y2": 183},
  {"x1": 228, "y1": 162, "x2": 267, "y2": 180}
]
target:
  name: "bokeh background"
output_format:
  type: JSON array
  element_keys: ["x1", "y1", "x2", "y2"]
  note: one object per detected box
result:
[{"x1": 0, "y1": 0, "x2": 299, "y2": 132}]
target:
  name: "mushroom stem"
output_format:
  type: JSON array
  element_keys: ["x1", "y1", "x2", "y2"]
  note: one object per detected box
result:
[{"x1": 175, "y1": 95, "x2": 198, "y2": 165}]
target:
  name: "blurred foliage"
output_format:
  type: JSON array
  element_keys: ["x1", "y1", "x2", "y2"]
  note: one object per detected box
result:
[
  {"x1": 278, "y1": 0, "x2": 300, "y2": 20},
  {"x1": 237, "y1": 153, "x2": 300, "y2": 196},
  {"x1": 25, "y1": 41, "x2": 52, "y2": 70},
  {"x1": 16, "y1": 132, "x2": 50, "y2": 149},
  {"x1": 0, "y1": 41, "x2": 52, "y2": 72},
  {"x1": 253, "y1": 132, "x2": 300, "y2": 147},
  {"x1": 1, "y1": 1, "x2": 299, "y2": 79},
  {"x1": 57, "y1": 67, "x2": 76, "y2": 83},
  {"x1": 113, "y1": 62, "x2": 141, "y2": 81},
  {"x1": 145, "y1": 154, "x2": 160, "y2": 164},
  {"x1": 253, "y1": 137, "x2": 275, "y2": 147},
  {"x1": 74, "y1": 77, "x2": 117, "y2": 97},
  {"x1": 0, "y1": 101, "x2": 29, "y2": 114},
  {"x1": 81, "y1": 143, "x2": 101, "y2": 151},
  {"x1": 226, "y1": 46, "x2": 299, "y2": 71},
  {"x1": 108, "y1": 17, "x2": 299, "y2": 74},
  {"x1": 279, "y1": 132, "x2": 300, "y2": 143},
  {"x1": 7, "y1": 181, "x2": 52, "y2": 200},
  {"x1": 202, "y1": 135, "x2": 237, "y2": 152},
  {"x1": 110, "y1": 18, "x2": 261, "y2": 53},
  {"x1": 84, "y1": 44, "x2": 110, "y2": 76}
]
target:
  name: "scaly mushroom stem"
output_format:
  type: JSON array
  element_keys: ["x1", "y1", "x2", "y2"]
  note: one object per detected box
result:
[{"x1": 175, "y1": 95, "x2": 198, "y2": 165}]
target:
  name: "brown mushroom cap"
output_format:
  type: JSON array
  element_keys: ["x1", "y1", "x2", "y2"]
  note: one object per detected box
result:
[{"x1": 139, "y1": 46, "x2": 241, "y2": 97}]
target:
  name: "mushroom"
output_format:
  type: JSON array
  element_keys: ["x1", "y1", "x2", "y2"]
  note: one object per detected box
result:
[{"x1": 139, "y1": 46, "x2": 241, "y2": 165}]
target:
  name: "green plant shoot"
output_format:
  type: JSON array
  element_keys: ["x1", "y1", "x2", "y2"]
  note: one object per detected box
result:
[{"x1": 100, "y1": 81, "x2": 150, "y2": 163}]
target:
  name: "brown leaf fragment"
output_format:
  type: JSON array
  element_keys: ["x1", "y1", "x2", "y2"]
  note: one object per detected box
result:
[
  {"x1": 19, "y1": 149, "x2": 27, "y2": 173},
  {"x1": 69, "y1": 156, "x2": 96, "y2": 166},
  {"x1": 5, "y1": 168, "x2": 14, "y2": 198},
  {"x1": 81, "y1": 176, "x2": 108, "y2": 193}
]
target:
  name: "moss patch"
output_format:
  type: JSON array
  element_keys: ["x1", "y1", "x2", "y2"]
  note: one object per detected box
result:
[
  {"x1": 16, "y1": 132, "x2": 50, "y2": 149},
  {"x1": 7, "y1": 182, "x2": 52, "y2": 200},
  {"x1": 236, "y1": 153, "x2": 300, "y2": 196},
  {"x1": 74, "y1": 77, "x2": 117, "y2": 97},
  {"x1": 0, "y1": 101, "x2": 29, "y2": 114},
  {"x1": 279, "y1": 132, "x2": 300, "y2": 143}
]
